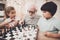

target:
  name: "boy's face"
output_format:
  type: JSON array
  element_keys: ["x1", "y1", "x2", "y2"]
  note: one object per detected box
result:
[
  {"x1": 8, "y1": 10, "x2": 16, "y2": 18},
  {"x1": 42, "y1": 11, "x2": 52, "y2": 19}
]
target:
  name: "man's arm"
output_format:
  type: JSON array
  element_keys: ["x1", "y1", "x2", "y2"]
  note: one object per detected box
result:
[{"x1": 44, "y1": 32, "x2": 60, "y2": 38}]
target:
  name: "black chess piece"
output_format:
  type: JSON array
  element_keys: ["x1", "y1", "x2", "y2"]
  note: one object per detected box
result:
[
  {"x1": 2, "y1": 27, "x2": 7, "y2": 38},
  {"x1": 0, "y1": 29, "x2": 2, "y2": 36},
  {"x1": 17, "y1": 24, "x2": 22, "y2": 32},
  {"x1": 22, "y1": 20, "x2": 26, "y2": 28},
  {"x1": 32, "y1": 25, "x2": 35, "y2": 29},
  {"x1": 13, "y1": 27, "x2": 17, "y2": 31},
  {"x1": 9, "y1": 27, "x2": 14, "y2": 37}
]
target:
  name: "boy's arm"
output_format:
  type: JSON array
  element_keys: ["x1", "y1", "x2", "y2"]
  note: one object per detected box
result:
[
  {"x1": 0, "y1": 18, "x2": 14, "y2": 27},
  {"x1": 2, "y1": 20, "x2": 18, "y2": 28},
  {"x1": 8, "y1": 20, "x2": 19, "y2": 28},
  {"x1": 0, "y1": 20, "x2": 10, "y2": 27},
  {"x1": 44, "y1": 32, "x2": 60, "y2": 38}
]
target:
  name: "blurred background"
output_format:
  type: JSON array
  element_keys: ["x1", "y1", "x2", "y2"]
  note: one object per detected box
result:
[{"x1": 0, "y1": 0, "x2": 60, "y2": 20}]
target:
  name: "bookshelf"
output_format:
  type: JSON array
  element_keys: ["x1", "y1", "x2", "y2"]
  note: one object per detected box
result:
[{"x1": 0, "y1": 0, "x2": 6, "y2": 22}]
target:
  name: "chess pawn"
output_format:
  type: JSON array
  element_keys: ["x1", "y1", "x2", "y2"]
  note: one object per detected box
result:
[
  {"x1": 15, "y1": 27, "x2": 19, "y2": 35},
  {"x1": 12, "y1": 30, "x2": 16, "y2": 35},
  {"x1": 23, "y1": 33, "x2": 28, "y2": 40},
  {"x1": 6, "y1": 33, "x2": 10, "y2": 37},
  {"x1": 2, "y1": 27, "x2": 7, "y2": 38},
  {"x1": 19, "y1": 32, "x2": 23, "y2": 39},
  {"x1": 23, "y1": 26, "x2": 28, "y2": 31},
  {"x1": 17, "y1": 24, "x2": 22, "y2": 32},
  {"x1": 13, "y1": 27, "x2": 17, "y2": 31},
  {"x1": 6, "y1": 36, "x2": 11, "y2": 40},
  {"x1": 0, "y1": 30, "x2": 2, "y2": 36},
  {"x1": 28, "y1": 25, "x2": 32, "y2": 31},
  {"x1": 31, "y1": 25, "x2": 35, "y2": 32},
  {"x1": 32, "y1": 25, "x2": 35, "y2": 29},
  {"x1": 9, "y1": 27, "x2": 14, "y2": 37},
  {"x1": 20, "y1": 24, "x2": 23, "y2": 32}
]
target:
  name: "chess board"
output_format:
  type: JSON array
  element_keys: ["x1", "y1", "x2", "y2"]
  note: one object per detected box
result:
[{"x1": 1, "y1": 24, "x2": 38, "y2": 40}]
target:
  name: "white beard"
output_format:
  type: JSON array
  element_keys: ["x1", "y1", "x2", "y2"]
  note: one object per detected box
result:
[{"x1": 29, "y1": 15, "x2": 36, "y2": 19}]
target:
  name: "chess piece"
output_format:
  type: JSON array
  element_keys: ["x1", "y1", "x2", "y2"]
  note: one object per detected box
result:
[
  {"x1": 17, "y1": 23, "x2": 22, "y2": 32},
  {"x1": 9, "y1": 27, "x2": 14, "y2": 37},
  {"x1": 13, "y1": 27, "x2": 17, "y2": 31},
  {"x1": 2, "y1": 27, "x2": 7, "y2": 38},
  {"x1": 0, "y1": 29, "x2": 2, "y2": 36},
  {"x1": 20, "y1": 24, "x2": 23, "y2": 32}
]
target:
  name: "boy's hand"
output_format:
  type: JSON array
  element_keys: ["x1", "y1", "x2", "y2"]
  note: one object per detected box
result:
[
  {"x1": 44, "y1": 32, "x2": 60, "y2": 38},
  {"x1": 19, "y1": 20, "x2": 24, "y2": 25},
  {"x1": 4, "y1": 18, "x2": 14, "y2": 23},
  {"x1": 5, "y1": 22, "x2": 15, "y2": 28},
  {"x1": 44, "y1": 32, "x2": 52, "y2": 37}
]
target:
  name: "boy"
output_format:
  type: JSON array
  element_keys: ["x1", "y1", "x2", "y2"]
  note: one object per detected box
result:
[{"x1": 37, "y1": 1, "x2": 60, "y2": 40}]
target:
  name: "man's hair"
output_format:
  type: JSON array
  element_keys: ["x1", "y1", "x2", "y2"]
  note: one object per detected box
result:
[{"x1": 41, "y1": 1, "x2": 57, "y2": 16}]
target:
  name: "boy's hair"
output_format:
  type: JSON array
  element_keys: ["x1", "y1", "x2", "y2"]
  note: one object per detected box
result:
[
  {"x1": 4, "y1": 6, "x2": 15, "y2": 18},
  {"x1": 41, "y1": 1, "x2": 57, "y2": 16}
]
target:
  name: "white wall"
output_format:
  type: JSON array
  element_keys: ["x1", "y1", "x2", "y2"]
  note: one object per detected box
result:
[
  {"x1": 6, "y1": 0, "x2": 60, "y2": 19},
  {"x1": 6, "y1": 0, "x2": 46, "y2": 18}
]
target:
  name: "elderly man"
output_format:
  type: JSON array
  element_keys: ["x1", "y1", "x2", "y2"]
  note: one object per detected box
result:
[{"x1": 23, "y1": 5, "x2": 40, "y2": 25}]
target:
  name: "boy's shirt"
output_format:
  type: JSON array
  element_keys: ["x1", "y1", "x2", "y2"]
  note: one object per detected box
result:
[{"x1": 37, "y1": 17, "x2": 60, "y2": 33}]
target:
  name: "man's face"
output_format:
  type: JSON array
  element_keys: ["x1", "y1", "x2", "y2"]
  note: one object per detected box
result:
[
  {"x1": 8, "y1": 10, "x2": 16, "y2": 18},
  {"x1": 28, "y1": 8, "x2": 37, "y2": 18},
  {"x1": 42, "y1": 11, "x2": 52, "y2": 19},
  {"x1": 29, "y1": 10, "x2": 36, "y2": 16}
]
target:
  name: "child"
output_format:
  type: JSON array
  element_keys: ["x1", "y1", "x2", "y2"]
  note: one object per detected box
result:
[
  {"x1": 37, "y1": 1, "x2": 60, "y2": 40},
  {"x1": 0, "y1": 6, "x2": 19, "y2": 28}
]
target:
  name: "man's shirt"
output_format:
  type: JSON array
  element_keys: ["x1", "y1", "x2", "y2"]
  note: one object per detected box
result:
[{"x1": 24, "y1": 14, "x2": 40, "y2": 25}]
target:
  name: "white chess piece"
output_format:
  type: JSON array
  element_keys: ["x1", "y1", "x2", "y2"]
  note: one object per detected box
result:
[{"x1": 6, "y1": 33, "x2": 10, "y2": 37}]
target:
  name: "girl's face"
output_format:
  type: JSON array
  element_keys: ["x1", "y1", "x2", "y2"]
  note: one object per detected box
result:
[
  {"x1": 8, "y1": 10, "x2": 16, "y2": 19},
  {"x1": 42, "y1": 11, "x2": 52, "y2": 19}
]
